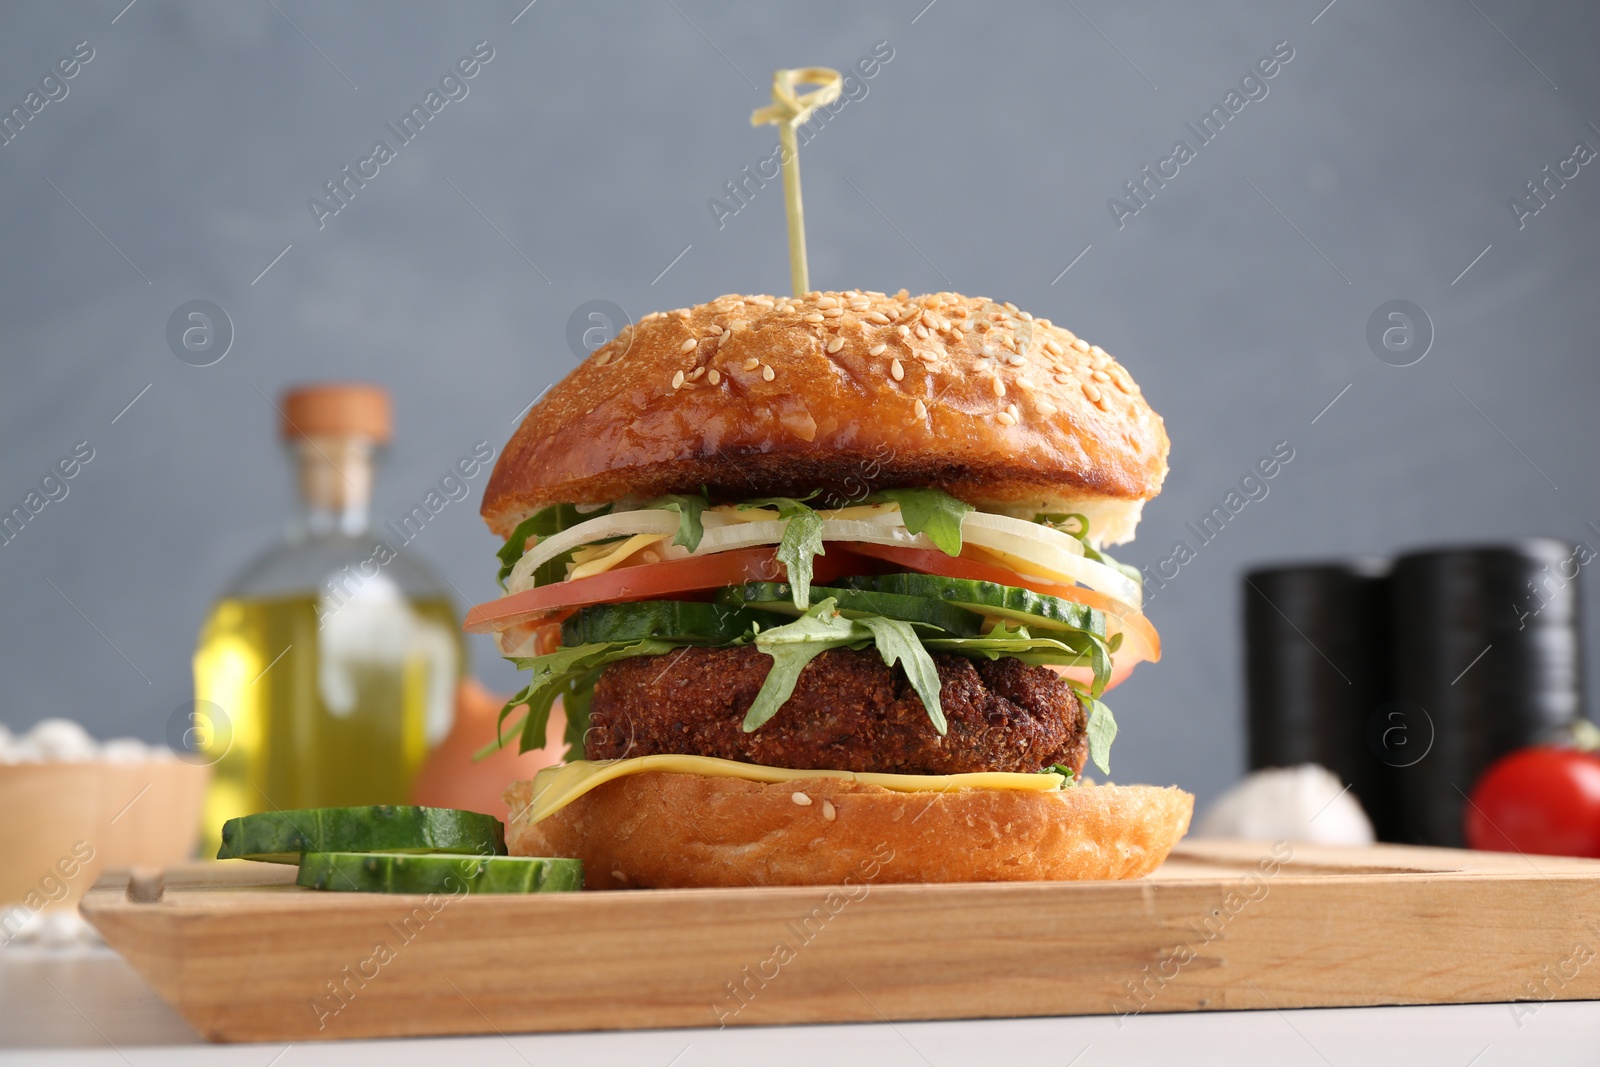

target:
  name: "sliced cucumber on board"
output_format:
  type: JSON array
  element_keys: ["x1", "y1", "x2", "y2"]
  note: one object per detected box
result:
[
  {"x1": 837, "y1": 573, "x2": 1106, "y2": 637},
  {"x1": 296, "y1": 852, "x2": 582, "y2": 894},
  {"x1": 560, "y1": 600, "x2": 780, "y2": 646},
  {"x1": 216, "y1": 806, "x2": 506, "y2": 865},
  {"x1": 717, "y1": 582, "x2": 985, "y2": 637}
]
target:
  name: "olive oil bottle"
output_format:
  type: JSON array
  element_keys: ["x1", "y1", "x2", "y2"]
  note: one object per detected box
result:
[{"x1": 194, "y1": 384, "x2": 461, "y2": 853}]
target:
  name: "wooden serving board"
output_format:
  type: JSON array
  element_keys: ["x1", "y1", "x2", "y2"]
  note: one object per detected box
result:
[{"x1": 80, "y1": 841, "x2": 1600, "y2": 1043}]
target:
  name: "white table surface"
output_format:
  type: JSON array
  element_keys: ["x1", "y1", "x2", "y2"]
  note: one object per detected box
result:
[{"x1": 3, "y1": 944, "x2": 1597, "y2": 1066}]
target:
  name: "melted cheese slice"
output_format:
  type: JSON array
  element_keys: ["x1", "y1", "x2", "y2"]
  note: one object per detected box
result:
[{"x1": 512, "y1": 754, "x2": 1066, "y2": 825}]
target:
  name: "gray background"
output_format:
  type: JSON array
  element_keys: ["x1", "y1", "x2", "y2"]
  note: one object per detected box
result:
[{"x1": 2, "y1": 0, "x2": 1596, "y2": 809}]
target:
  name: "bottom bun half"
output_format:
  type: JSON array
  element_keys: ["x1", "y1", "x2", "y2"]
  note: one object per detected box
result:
[{"x1": 504, "y1": 772, "x2": 1193, "y2": 889}]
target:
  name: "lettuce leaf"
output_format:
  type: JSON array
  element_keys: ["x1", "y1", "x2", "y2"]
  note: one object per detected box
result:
[{"x1": 871, "y1": 488, "x2": 972, "y2": 556}]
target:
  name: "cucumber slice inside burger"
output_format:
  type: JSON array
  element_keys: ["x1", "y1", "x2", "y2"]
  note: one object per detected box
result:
[
  {"x1": 717, "y1": 582, "x2": 985, "y2": 637},
  {"x1": 560, "y1": 600, "x2": 780, "y2": 646},
  {"x1": 837, "y1": 573, "x2": 1106, "y2": 637},
  {"x1": 217, "y1": 806, "x2": 506, "y2": 864},
  {"x1": 297, "y1": 852, "x2": 582, "y2": 894}
]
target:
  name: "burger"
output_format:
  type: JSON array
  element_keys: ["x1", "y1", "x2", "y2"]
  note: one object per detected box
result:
[{"x1": 467, "y1": 290, "x2": 1191, "y2": 888}]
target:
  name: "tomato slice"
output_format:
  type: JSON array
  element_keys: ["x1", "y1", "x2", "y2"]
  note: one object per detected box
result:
[
  {"x1": 845, "y1": 542, "x2": 1161, "y2": 665},
  {"x1": 465, "y1": 547, "x2": 865, "y2": 633}
]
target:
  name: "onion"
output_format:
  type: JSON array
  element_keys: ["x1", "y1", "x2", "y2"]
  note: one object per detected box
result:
[
  {"x1": 961, "y1": 515, "x2": 1141, "y2": 610},
  {"x1": 507, "y1": 511, "x2": 680, "y2": 591},
  {"x1": 693, "y1": 517, "x2": 935, "y2": 556},
  {"x1": 505, "y1": 504, "x2": 1138, "y2": 610}
]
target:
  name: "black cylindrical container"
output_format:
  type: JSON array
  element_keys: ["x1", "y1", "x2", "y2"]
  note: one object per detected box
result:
[
  {"x1": 1244, "y1": 560, "x2": 1397, "y2": 839},
  {"x1": 1389, "y1": 541, "x2": 1587, "y2": 847}
]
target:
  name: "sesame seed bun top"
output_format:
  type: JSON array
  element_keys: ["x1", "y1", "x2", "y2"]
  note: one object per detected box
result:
[{"x1": 482, "y1": 290, "x2": 1169, "y2": 546}]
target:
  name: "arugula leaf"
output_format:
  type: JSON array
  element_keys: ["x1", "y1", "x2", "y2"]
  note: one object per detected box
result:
[
  {"x1": 647, "y1": 493, "x2": 709, "y2": 552},
  {"x1": 857, "y1": 614, "x2": 946, "y2": 734},
  {"x1": 924, "y1": 623, "x2": 1113, "y2": 698},
  {"x1": 1082, "y1": 694, "x2": 1118, "y2": 775},
  {"x1": 495, "y1": 503, "x2": 611, "y2": 589},
  {"x1": 741, "y1": 497, "x2": 825, "y2": 610},
  {"x1": 744, "y1": 599, "x2": 864, "y2": 731},
  {"x1": 1047, "y1": 763, "x2": 1078, "y2": 787},
  {"x1": 485, "y1": 638, "x2": 678, "y2": 756},
  {"x1": 872, "y1": 488, "x2": 973, "y2": 556},
  {"x1": 561, "y1": 667, "x2": 604, "y2": 759}
]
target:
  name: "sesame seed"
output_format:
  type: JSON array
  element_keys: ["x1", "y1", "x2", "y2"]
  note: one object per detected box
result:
[
  {"x1": 991, "y1": 376, "x2": 1006, "y2": 397},
  {"x1": 1090, "y1": 344, "x2": 1107, "y2": 357},
  {"x1": 897, "y1": 325, "x2": 911, "y2": 338},
  {"x1": 1095, "y1": 395, "x2": 1110, "y2": 412},
  {"x1": 1054, "y1": 373, "x2": 1072, "y2": 385},
  {"x1": 1043, "y1": 339, "x2": 1064, "y2": 356},
  {"x1": 822, "y1": 308, "x2": 844, "y2": 318},
  {"x1": 891, "y1": 358, "x2": 905, "y2": 381},
  {"x1": 1093, "y1": 369, "x2": 1111, "y2": 383},
  {"x1": 974, "y1": 320, "x2": 990, "y2": 332},
  {"x1": 1003, "y1": 301, "x2": 1018, "y2": 312},
  {"x1": 1082, "y1": 382, "x2": 1101, "y2": 403},
  {"x1": 803, "y1": 313, "x2": 825, "y2": 324},
  {"x1": 1007, "y1": 354, "x2": 1027, "y2": 367},
  {"x1": 996, "y1": 410, "x2": 1017, "y2": 426},
  {"x1": 671, "y1": 370, "x2": 685, "y2": 389},
  {"x1": 791, "y1": 791, "x2": 812, "y2": 806},
  {"x1": 679, "y1": 338, "x2": 698, "y2": 353},
  {"x1": 708, "y1": 369, "x2": 721, "y2": 385},
  {"x1": 1000, "y1": 334, "x2": 1017, "y2": 352},
  {"x1": 1113, "y1": 375, "x2": 1133, "y2": 394},
  {"x1": 1018, "y1": 310, "x2": 1033, "y2": 321},
  {"x1": 827, "y1": 336, "x2": 845, "y2": 354},
  {"x1": 1071, "y1": 338, "x2": 1090, "y2": 353},
  {"x1": 762, "y1": 365, "x2": 775, "y2": 382},
  {"x1": 951, "y1": 328, "x2": 964, "y2": 342},
  {"x1": 744, "y1": 357, "x2": 761, "y2": 371},
  {"x1": 866, "y1": 311, "x2": 891, "y2": 324},
  {"x1": 688, "y1": 366, "x2": 705, "y2": 381},
  {"x1": 816, "y1": 296, "x2": 838, "y2": 309},
  {"x1": 915, "y1": 324, "x2": 928, "y2": 339},
  {"x1": 1038, "y1": 401, "x2": 1058, "y2": 416},
  {"x1": 914, "y1": 399, "x2": 928, "y2": 419},
  {"x1": 594, "y1": 350, "x2": 612, "y2": 367},
  {"x1": 980, "y1": 344, "x2": 996, "y2": 358},
  {"x1": 821, "y1": 799, "x2": 837, "y2": 821},
  {"x1": 868, "y1": 343, "x2": 887, "y2": 356},
  {"x1": 677, "y1": 309, "x2": 691, "y2": 320},
  {"x1": 708, "y1": 324, "x2": 724, "y2": 335}
]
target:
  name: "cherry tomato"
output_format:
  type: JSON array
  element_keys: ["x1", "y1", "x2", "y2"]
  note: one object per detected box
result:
[{"x1": 1465, "y1": 746, "x2": 1600, "y2": 858}]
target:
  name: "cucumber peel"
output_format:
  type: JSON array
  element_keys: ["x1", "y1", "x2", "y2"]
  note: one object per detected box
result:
[
  {"x1": 296, "y1": 852, "x2": 582, "y2": 894},
  {"x1": 216, "y1": 806, "x2": 506, "y2": 864}
]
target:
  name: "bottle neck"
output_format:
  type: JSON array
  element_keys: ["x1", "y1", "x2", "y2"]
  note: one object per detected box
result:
[{"x1": 290, "y1": 436, "x2": 377, "y2": 538}]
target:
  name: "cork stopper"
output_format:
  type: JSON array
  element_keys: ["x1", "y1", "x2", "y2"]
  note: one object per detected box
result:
[{"x1": 279, "y1": 383, "x2": 391, "y2": 444}]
